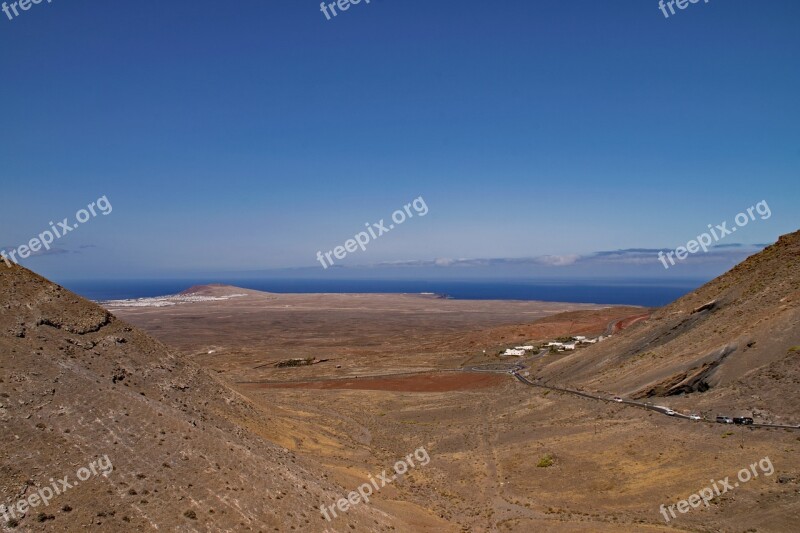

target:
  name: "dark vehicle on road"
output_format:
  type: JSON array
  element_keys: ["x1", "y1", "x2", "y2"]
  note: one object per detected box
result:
[
  {"x1": 733, "y1": 417, "x2": 754, "y2": 425},
  {"x1": 716, "y1": 416, "x2": 734, "y2": 424}
]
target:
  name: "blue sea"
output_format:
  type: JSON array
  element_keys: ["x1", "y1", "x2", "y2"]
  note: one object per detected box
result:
[{"x1": 58, "y1": 278, "x2": 707, "y2": 308}]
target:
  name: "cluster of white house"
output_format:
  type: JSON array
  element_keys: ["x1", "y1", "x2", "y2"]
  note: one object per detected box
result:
[
  {"x1": 502, "y1": 345, "x2": 534, "y2": 356},
  {"x1": 501, "y1": 335, "x2": 607, "y2": 356}
]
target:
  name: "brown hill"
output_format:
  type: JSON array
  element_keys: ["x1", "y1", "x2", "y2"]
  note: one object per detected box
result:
[
  {"x1": 0, "y1": 265, "x2": 393, "y2": 531},
  {"x1": 178, "y1": 284, "x2": 268, "y2": 298},
  {"x1": 535, "y1": 230, "x2": 800, "y2": 423}
]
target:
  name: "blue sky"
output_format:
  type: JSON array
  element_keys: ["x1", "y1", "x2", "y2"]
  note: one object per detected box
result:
[{"x1": 1, "y1": 0, "x2": 798, "y2": 281}]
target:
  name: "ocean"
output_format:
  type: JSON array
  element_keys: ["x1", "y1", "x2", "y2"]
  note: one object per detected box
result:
[{"x1": 58, "y1": 278, "x2": 707, "y2": 308}]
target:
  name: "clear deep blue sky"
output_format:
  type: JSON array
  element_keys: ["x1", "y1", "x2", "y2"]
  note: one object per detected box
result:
[{"x1": 1, "y1": 0, "x2": 798, "y2": 281}]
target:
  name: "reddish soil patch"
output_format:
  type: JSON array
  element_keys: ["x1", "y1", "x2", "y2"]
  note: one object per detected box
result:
[
  {"x1": 612, "y1": 312, "x2": 650, "y2": 332},
  {"x1": 248, "y1": 372, "x2": 506, "y2": 392},
  {"x1": 457, "y1": 307, "x2": 647, "y2": 351}
]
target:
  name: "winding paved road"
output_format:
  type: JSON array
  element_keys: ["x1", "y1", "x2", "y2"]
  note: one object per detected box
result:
[{"x1": 463, "y1": 362, "x2": 799, "y2": 431}]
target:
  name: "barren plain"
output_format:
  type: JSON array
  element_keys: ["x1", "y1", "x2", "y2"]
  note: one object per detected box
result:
[{"x1": 107, "y1": 280, "x2": 800, "y2": 532}]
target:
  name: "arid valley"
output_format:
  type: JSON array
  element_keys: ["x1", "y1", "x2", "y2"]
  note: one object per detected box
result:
[{"x1": 3, "y1": 234, "x2": 796, "y2": 531}]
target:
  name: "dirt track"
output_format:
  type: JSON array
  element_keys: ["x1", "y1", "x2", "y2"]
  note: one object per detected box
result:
[{"x1": 245, "y1": 371, "x2": 506, "y2": 392}]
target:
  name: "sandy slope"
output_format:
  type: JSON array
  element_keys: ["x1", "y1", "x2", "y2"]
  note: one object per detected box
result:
[
  {"x1": 0, "y1": 265, "x2": 406, "y2": 531},
  {"x1": 534, "y1": 230, "x2": 800, "y2": 423}
]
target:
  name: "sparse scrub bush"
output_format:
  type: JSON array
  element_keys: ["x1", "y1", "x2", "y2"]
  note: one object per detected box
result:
[{"x1": 537, "y1": 454, "x2": 554, "y2": 468}]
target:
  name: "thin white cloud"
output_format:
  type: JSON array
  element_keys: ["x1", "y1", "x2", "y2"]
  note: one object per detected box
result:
[
  {"x1": 533, "y1": 254, "x2": 581, "y2": 266},
  {"x1": 367, "y1": 243, "x2": 769, "y2": 270}
]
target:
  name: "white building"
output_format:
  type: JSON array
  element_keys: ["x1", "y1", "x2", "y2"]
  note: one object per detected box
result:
[
  {"x1": 515, "y1": 345, "x2": 535, "y2": 350},
  {"x1": 503, "y1": 349, "x2": 526, "y2": 356},
  {"x1": 574, "y1": 336, "x2": 586, "y2": 341},
  {"x1": 562, "y1": 343, "x2": 576, "y2": 350}
]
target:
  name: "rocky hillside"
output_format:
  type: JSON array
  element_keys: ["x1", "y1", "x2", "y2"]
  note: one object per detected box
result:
[
  {"x1": 0, "y1": 264, "x2": 392, "y2": 531},
  {"x1": 536, "y1": 230, "x2": 800, "y2": 423}
]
